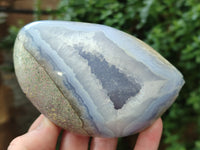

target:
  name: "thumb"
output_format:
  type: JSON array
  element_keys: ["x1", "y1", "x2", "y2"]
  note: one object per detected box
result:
[{"x1": 8, "y1": 115, "x2": 61, "y2": 150}]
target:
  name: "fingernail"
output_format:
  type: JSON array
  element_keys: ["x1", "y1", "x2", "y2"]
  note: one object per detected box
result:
[{"x1": 36, "y1": 117, "x2": 50, "y2": 130}]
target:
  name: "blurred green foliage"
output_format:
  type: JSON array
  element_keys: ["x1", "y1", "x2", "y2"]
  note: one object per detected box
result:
[
  {"x1": 1, "y1": 0, "x2": 200, "y2": 149},
  {"x1": 0, "y1": 21, "x2": 23, "y2": 50},
  {"x1": 0, "y1": 26, "x2": 18, "y2": 50}
]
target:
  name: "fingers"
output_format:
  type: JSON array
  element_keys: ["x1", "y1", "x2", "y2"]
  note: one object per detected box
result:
[
  {"x1": 90, "y1": 137, "x2": 118, "y2": 150},
  {"x1": 8, "y1": 115, "x2": 61, "y2": 150},
  {"x1": 60, "y1": 131, "x2": 89, "y2": 150},
  {"x1": 134, "y1": 118, "x2": 163, "y2": 150},
  {"x1": 60, "y1": 132, "x2": 118, "y2": 150},
  {"x1": 8, "y1": 115, "x2": 162, "y2": 150}
]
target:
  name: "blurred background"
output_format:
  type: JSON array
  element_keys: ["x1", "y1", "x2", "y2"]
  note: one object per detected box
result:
[{"x1": 0, "y1": 0, "x2": 200, "y2": 149}]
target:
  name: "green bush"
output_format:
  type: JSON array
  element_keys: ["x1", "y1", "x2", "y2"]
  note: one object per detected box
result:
[{"x1": 0, "y1": 23, "x2": 22, "y2": 50}]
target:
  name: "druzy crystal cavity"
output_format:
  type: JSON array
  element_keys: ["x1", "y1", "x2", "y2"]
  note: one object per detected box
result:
[{"x1": 14, "y1": 21, "x2": 184, "y2": 137}]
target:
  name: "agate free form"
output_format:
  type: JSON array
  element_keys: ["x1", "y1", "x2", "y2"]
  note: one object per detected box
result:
[{"x1": 14, "y1": 21, "x2": 184, "y2": 137}]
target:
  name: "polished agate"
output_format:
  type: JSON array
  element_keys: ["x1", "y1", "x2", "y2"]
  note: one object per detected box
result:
[{"x1": 13, "y1": 21, "x2": 184, "y2": 137}]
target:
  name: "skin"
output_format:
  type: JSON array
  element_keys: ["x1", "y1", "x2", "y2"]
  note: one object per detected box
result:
[{"x1": 8, "y1": 115, "x2": 163, "y2": 150}]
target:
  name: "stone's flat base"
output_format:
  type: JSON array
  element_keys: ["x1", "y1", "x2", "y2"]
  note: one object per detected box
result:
[{"x1": 14, "y1": 20, "x2": 184, "y2": 137}]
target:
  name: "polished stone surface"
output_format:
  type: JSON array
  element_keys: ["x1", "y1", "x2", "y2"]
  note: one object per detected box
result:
[{"x1": 13, "y1": 21, "x2": 184, "y2": 137}]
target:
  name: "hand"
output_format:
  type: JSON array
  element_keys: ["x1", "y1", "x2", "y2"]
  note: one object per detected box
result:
[{"x1": 8, "y1": 115, "x2": 162, "y2": 150}]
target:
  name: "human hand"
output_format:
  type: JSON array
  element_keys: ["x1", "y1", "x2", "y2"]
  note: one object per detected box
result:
[{"x1": 8, "y1": 115, "x2": 162, "y2": 150}]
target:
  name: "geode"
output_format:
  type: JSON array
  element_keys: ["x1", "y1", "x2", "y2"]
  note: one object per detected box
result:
[{"x1": 13, "y1": 21, "x2": 184, "y2": 137}]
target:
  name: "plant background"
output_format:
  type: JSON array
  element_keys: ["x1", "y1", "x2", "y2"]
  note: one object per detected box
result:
[{"x1": 0, "y1": 0, "x2": 200, "y2": 149}]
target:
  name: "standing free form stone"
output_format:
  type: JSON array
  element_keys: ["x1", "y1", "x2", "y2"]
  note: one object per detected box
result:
[{"x1": 13, "y1": 21, "x2": 184, "y2": 137}]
